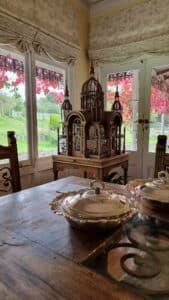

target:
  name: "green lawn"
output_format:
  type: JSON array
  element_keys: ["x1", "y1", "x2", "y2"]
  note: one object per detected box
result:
[{"x1": 0, "y1": 116, "x2": 58, "y2": 158}]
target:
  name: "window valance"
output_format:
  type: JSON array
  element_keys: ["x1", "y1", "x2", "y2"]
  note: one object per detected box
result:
[
  {"x1": 89, "y1": 0, "x2": 169, "y2": 63},
  {"x1": 89, "y1": 33, "x2": 169, "y2": 64},
  {"x1": 0, "y1": 54, "x2": 24, "y2": 73},
  {"x1": 0, "y1": 11, "x2": 80, "y2": 64},
  {"x1": 0, "y1": 52, "x2": 64, "y2": 89}
]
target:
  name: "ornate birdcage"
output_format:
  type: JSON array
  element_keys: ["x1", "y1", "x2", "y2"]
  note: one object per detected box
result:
[{"x1": 58, "y1": 64, "x2": 125, "y2": 158}]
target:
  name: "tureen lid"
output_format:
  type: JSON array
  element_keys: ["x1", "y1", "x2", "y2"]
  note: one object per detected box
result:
[
  {"x1": 61, "y1": 180, "x2": 130, "y2": 219},
  {"x1": 139, "y1": 171, "x2": 169, "y2": 203}
]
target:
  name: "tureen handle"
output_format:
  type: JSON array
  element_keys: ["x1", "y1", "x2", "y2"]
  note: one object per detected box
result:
[
  {"x1": 158, "y1": 170, "x2": 169, "y2": 182},
  {"x1": 89, "y1": 180, "x2": 105, "y2": 194}
]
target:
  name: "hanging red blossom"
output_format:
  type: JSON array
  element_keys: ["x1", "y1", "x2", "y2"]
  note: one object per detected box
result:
[
  {"x1": 50, "y1": 91, "x2": 64, "y2": 104},
  {"x1": 0, "y1": 54, "x2": 64, "y2": 100},
  {"x1": 151, "y1": 87, "x2": 169, "y2": 114},
  {"x1": 107, "y1": 77, "x2": 132, "y2": 123}
]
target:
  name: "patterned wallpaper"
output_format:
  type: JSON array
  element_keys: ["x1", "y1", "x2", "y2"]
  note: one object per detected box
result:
[
  {"x1": 0, "y1": 0, "x2": 79, "y2": 46},
  {"x1": 89, "y1": 0, "x2": 169, "y2": 50}
]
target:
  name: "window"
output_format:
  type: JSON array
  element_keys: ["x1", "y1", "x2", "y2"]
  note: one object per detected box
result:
[
  {"x1": 149, "y1": 66, "x2": 169, "y2": 153},
  {"x1": 0, "y1": 48, "x2": 28, "y2": 160},
  {"x1": 0, "y1": 46, "x2": 66, "y2": 168},
  {"x1": 35, "y1": 60, "x2": 64, "y2": 157},
  {"x1": 106, "y1": 71, "x2": 139, "y2": 151}
]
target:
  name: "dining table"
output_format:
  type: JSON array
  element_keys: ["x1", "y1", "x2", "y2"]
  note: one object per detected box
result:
[{"x1": 0, "y1": 175, "x2": 168, "y2": 300}]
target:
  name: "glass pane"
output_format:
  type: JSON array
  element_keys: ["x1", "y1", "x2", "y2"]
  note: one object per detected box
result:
[
  {"x1": 0, "y1": 49, "x2": 28, "y2": 161},
  {"x1": 149, "y1": 66, "x2": 169, "y2": 153},
  {"x1": 36, "y1": 61, "x2": 65, "y2": 157},
  {"x1": 106, "y1": 70, "x2": 139, "y2": 151}
]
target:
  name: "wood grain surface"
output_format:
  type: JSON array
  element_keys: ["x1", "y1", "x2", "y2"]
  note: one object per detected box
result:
[{"x1": 0, "y1": 176, "x2": 143, "y2": 300}]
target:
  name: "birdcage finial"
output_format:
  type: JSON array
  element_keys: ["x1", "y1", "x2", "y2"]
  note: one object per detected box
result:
[
  {"x1": 90, "y1": 61, "x2": 95, "y2": 76},
  {"x1": 115, "y1": 85, "x2": 119, "y2": 98},
  {"x1": 65, "y1": 81, "x2": 69, "y2": 97}
]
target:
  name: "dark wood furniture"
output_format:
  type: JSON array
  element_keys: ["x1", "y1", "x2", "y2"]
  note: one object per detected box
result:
[
  {"x1": 59, "y1": 64, "x2": 125, "y2": 159},
  {"x1": 52, "y1": 153, "x2": 129, "y2": 184},
  {"x1": 154, "y1": 135, "x2": 169, "y2": 178},
  {"x1": 0, "y1": 176, "x2": 145, "y2": 300},
  {"x1": 0, "y1": 131, "x2": 21, "y2": 193}
]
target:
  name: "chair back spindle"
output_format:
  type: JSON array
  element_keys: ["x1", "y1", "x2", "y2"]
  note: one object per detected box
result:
[
  {"x1": 0, "y1": 131, "x2": 21, "y2": 193},
  {"x1": 154, "y1": 135, "x2": 169, "y2": 178}
]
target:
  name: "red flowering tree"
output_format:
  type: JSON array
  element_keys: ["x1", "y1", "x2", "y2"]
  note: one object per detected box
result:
[
  {"x1": 150, "y1": 87, "x2": 169, "y2": 114},
  {"x1": 0, "y1": 54, "x2": 64, "y2": 107},
  {"x1": 35, "y1": 67, "x2": 64, "y2": 104},
  {"x1": 107, "y1": 78, "x2": 132, "y2": 123},
  {"x1": 107, "y1": 77, "x2": 169, "y2": 123}
]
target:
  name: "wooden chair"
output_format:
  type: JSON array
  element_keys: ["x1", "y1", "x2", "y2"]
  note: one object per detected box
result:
[
  {"x1": 154, "y1": 135, "x2": 169, "y2": 178},
  {"x1": 0, "y1": 131, "x2": 21, "y2": 193}
]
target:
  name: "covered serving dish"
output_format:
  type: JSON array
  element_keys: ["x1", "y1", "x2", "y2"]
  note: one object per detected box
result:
[
  {"x1": 138, "y1": 171, "x2": 169, "y2": 211},
  {"x1": 61, "y1": 180, "x2": 132, "y2": 231}
]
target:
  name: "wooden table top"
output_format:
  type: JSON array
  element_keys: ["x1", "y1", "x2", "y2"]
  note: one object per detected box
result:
[{"x1": 0, "y1": 176, "x2": 144, "y2": 300}]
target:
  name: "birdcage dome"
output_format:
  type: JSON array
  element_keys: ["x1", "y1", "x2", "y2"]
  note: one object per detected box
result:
[
  {"x1": 81, "y1": 73, "x2": 103, "y2": 97},
  {"x1": 80, "y1": 64, "x2": 104, "y2": 118},
  {"x1": 61, "y1": 99, "x2": 72, "y2": 111}
]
